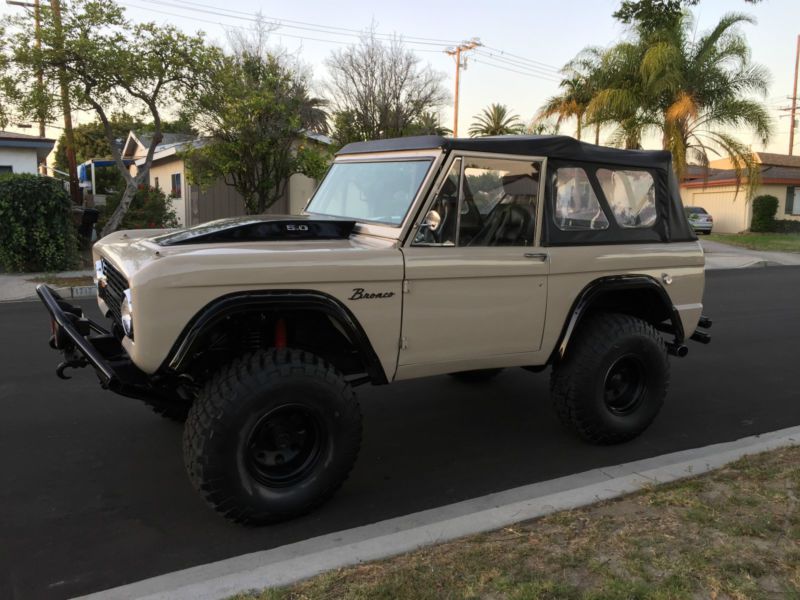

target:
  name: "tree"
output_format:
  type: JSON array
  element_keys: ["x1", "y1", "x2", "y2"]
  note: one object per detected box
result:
[
  {"x1": 468, "y1": 104, "x2": 524, "y2": 137},
  {"x1": 585, "y1": 11, "x2": 771, "y2": 184},
  {"x1": 185, "y1": 50, "x2": 330, "y2": 215},
  {"x1": 326, "y1": 30, "x2": 448, "y2": 145},
  {"x1": 614, "y1": 0, "x2": 762, "y2": 32},
  {"x1": 4, "y1": 0, "x2": 214, "y2": 236},
  {"x1": 407, "y1": 111, "x2": 452, "y2": 136}
]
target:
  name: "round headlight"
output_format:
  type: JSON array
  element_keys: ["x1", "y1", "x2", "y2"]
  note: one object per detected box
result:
[{"x1": 120, "y1": 288, "x2": 134, "y2": 339}]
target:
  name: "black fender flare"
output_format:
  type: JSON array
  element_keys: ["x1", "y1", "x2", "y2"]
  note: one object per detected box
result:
[
  {"x1": 553, "y1": 275, "x2": 684, "y2": 362},
  {"x1": 161, "y1": 290, "x2": 388, "y2": 384}
]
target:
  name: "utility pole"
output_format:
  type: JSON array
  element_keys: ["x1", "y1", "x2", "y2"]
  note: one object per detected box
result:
[
  {"x1": 789, "y1": 34, "x2": 799, "y2": 156},
  {"x1": 48, "y1": 0, "x2": 80, "y2": 203},
  {"x1": 445, "y1": 38, "x2": 480, "y2": 138}
]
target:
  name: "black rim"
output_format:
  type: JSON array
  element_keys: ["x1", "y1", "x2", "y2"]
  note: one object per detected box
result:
[
  {"x1": 245, "y1": 404, "x2": 326, "y2": 487},
  {"x1": 603, "y1": 354, "x2": 646, "y2": 416}
]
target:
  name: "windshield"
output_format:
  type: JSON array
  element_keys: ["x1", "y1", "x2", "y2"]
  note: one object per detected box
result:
[{"x1": 306, "y1": 159, "x2": 432, "y2": 226}]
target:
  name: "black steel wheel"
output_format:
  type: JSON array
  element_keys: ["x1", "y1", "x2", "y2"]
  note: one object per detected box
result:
[
  {"x1": 183, "y1": 348, "x2": 362, "y2": 525},
  {"x1": 550, "y1": 313, "x2": 669, "y2": 445}
]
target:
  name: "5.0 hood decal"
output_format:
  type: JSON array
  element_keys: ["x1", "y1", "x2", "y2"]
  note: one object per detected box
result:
[{"x1": 153, "y1": 215, "x2": 357, "y2": 246}]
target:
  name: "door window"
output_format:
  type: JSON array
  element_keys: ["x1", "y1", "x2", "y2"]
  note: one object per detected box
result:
[{"x1": 414, "y1": 157, "x2": 540, "y2": 247}]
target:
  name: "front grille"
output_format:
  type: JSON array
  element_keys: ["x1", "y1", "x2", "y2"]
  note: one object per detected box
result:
[{"x1": 99, "y1": 258, "x2": 128, "y2": 328}]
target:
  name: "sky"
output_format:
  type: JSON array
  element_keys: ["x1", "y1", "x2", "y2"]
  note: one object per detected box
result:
[{"x1": 2, "y1": 0, "x2": 799, "y2": 155}]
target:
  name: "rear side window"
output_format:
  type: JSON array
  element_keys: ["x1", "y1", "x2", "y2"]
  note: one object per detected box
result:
[
  {"x1": 597, "y1": 169, "x2": 656, "y2": 228},
  {"x1": 553, "y1": 167, "x2": 609, "y2": 231}
]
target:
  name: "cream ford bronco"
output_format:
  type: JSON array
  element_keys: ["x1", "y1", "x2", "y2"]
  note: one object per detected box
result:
[{"x1": 38, "y1": 135, "x2": 712, "y2": 525}]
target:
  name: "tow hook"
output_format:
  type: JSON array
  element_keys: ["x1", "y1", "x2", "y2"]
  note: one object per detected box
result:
[{"x1": 56, "y1": 357, "x2": 88, "y2": 380}]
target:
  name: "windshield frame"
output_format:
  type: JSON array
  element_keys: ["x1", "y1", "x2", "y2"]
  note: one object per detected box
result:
[{"x1": 305, "y1": 149, "x2": 444, "y2": 239}]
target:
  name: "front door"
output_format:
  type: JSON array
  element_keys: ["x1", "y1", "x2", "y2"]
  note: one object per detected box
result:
[{"x1": 397, "y1": 155, "x2": 549, "y2": 378}]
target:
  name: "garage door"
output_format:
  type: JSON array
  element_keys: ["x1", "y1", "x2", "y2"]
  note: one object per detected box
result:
[{"x1": 685, "y1": 188, "x2": 750, "y2": 233}]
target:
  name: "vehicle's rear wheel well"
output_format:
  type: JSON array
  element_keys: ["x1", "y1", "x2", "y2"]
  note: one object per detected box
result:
[
  {"x1": 582, "y1": 287, "x2": 672, "y2": 326},
  {"x1": 178, "y1": 309, "x2": 371, "y2": 385}
]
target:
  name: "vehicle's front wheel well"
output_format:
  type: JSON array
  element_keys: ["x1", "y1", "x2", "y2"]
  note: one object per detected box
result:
[{"x1": 177, "y1": 309, "x2": 375, "y2": 385}]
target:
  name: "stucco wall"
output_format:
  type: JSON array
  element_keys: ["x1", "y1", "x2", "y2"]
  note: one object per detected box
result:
[
  {"x1": 148, "y1": 161, "x2": 187, "y2": 226},
  {"x1": 288, "y1": 173, "x2": 317, "y2": 214},
  {"x1": 680, "y1": 182, "x2": 800, "y2": 233},
  {"x1": 0, "y1": 147, "x2": 39, "y2": 174}
]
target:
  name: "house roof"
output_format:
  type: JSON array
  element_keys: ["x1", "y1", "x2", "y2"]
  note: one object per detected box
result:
[
  {"x1": 681, "y1": 163, "x2": 800, "y2": 188},
  {"x1": 755, "y1": 152, "x2": 800, "y2": 168},
  {"x1": 0, "y1": 130, "x2": 56, "y2": 162}
]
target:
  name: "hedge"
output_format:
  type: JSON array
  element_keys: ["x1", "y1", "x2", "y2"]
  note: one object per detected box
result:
[
  {"x1": 0, "y1": 174, "x2": 78, "y2": 272},
  {"x1": 97, "y1": 184, "x2": 179, "y2": 233},
  {"x1": 770, "y1": 219, "x2": 800, "y2": 233},
  {"x1": 750, "y1": 195, "x2": 779, "y2": 232}
]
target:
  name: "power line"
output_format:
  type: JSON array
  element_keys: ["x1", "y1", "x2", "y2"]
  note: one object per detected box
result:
[
  {"x1": 166, "y1": 0, "x2": 463, "y2": 45},
  {"x1": 480, "y1": 45, "x2": 562, "y2": 73},
  {"x1": 122, "y1": 2, "x2": 442, "y2": 52},
  {"x1": 471, "y1": 58, "x2": 561, "y2": 83},
  {"x1": 133, "y1": 0, "x2": 456, "y2": 47},
  {"x1": 474, "y1": 50, "x2": 563, "y2": 79}
]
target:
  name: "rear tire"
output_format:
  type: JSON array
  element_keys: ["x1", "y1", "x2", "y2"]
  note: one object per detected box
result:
[
  {"x1": 550, "y1": 313, "x2": 669, "y2": 445},
  {"x1": 183, "y1": 348, "x2": 362, "y2": 525},
  {"x1": 449, "y1": 368, "x2": 504, "y2": 383}
]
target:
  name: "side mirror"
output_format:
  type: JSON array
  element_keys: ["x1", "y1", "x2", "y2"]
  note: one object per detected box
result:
[{"x1": 423, "y1": 210, "x2": 441, "y2": 232}]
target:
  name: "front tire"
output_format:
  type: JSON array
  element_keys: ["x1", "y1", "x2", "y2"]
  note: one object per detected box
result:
[
  {"x1": 550, "y1": 313, "x2": 669, "y2": 445},
  {"x1": 183, "y1": 348, "x2": 362, "y2": 525}
]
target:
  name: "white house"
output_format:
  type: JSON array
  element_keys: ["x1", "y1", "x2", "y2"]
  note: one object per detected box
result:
[{"x1": 0, "y1": 131, "x2": 55, "y2": 174}]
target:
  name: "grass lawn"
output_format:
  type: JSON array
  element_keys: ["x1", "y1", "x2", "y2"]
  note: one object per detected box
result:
[
  {"x1": 707, "y1": 232, "x2": 800, "y2": 253},
  {"x1": 237, "y1": 446, "x2": 800, "y2": 600}
]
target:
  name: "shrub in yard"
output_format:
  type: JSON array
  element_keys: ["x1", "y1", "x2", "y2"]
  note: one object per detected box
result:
[
  {"x1": 0, "y1": 174, "x2": 78, "y2": 272},
  {"x1": 770, "y1": 219, "x2": 800, "y2": 234},
  {"x1": 97, "y1": 184, "x2": 179, "y2": 233},
  {"x1": 750, "y1": 195, "x2": 778, "y2": 232}
]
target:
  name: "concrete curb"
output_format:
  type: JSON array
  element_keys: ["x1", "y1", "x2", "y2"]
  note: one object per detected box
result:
[
  {"x1": 76, "y1": 425, "x2": 800, "y2": 600},
  {"x1": 0, "y1": 285, "x2": 96, "y2": 303}
]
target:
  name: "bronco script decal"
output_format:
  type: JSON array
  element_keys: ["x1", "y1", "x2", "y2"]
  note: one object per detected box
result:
[{"x1": 349, "y1": 288, "x2": 395, "y2": 300}]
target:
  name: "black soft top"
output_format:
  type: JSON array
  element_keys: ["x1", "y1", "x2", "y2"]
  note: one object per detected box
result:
[
  {"x1": 338, "y1": 135, "x2": 695, "y2": 245},
  {"x1": 338, "y1": 135, "x2": 671, "y2": 170}
]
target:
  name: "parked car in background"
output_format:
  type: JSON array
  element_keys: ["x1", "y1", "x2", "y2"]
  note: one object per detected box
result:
[{"x1": 685, "y1": 206, "x2": 713, "y2": 234}]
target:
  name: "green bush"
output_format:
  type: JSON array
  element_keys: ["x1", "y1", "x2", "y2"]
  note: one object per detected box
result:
[
  {"x1": 750, "y1": 195, "x2": 778, "y2": 232},
  {"x1": 770, "y1": 219, "x2": 800, "y2": 233},
  {"x1": 0, "y1": 174, "x2": 78, "y2": 272},
  {"x1": 98, "y1": 184, "x2": 179, "y2": 232}
]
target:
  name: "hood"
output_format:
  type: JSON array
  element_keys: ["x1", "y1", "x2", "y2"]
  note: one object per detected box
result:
[{"x1": 151, "y1": 214, "x2": 356, "y2": 246}]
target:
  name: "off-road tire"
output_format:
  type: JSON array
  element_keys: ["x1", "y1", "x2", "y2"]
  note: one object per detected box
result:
[
  {"x1": 183, "y1": 348, "x2": 362, "y2": 525},
  {"x1": 449, "y1": 368, "x2": 504, "y2": 383},
  {"x1": 550, "y1": 313, "x2": 669, "y2": 445}
]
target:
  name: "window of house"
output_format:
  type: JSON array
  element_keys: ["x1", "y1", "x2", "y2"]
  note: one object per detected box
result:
[
  {"x1": 154, "y1": 176, "x2": 159, "y2": 191},
  {"x1": 787, "y1": 187, "x2": 800, "y2": 216},
  {"x1": 0, "y1": 166, "x2": 13, "y2": 174},
  {"x1": 170, "y1": 173, "x2": 181, "y2": 198},
  {"x1": 597, "y1": 168, "x2": 656, "y2": 228},
  {"x1": 413, "y1": 157, "x2": 540, "y2": 247},
  {"x1": 553, "y1": 167, "x2": 609, "y2": 231}
]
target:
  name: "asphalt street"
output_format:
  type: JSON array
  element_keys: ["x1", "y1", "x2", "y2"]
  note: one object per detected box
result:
[{"x1": 2, "y1": 267, "x2": 799, "y2": 600}]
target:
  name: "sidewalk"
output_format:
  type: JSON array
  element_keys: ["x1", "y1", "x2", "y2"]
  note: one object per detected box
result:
[
  {"x1": 0, "y1": 270, "x2": 95, "y2": 302},
  {"x1": 701, "y1": 239, "x2": 800, "y2": 269}
]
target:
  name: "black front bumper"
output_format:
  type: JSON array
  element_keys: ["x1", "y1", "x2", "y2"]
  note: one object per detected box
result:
[{"x1": 37, "y1": 285, "x2": 155, "y2": 397}]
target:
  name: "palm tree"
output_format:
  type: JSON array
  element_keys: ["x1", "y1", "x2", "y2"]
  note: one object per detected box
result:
[
  {"x1": 538, "y1": 48, "x2": 603, "y2": 142},
  {"x1": 586, "y1": 12, "x2": 771, "y2": 184},
  {"x1": 468, "y1": 104, "x2": 524, "y2": 137}
]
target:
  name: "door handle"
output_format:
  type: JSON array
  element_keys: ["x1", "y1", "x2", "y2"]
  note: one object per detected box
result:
[{"x1": 524, "y1": 252, "x2": 548, "y2": 261}]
